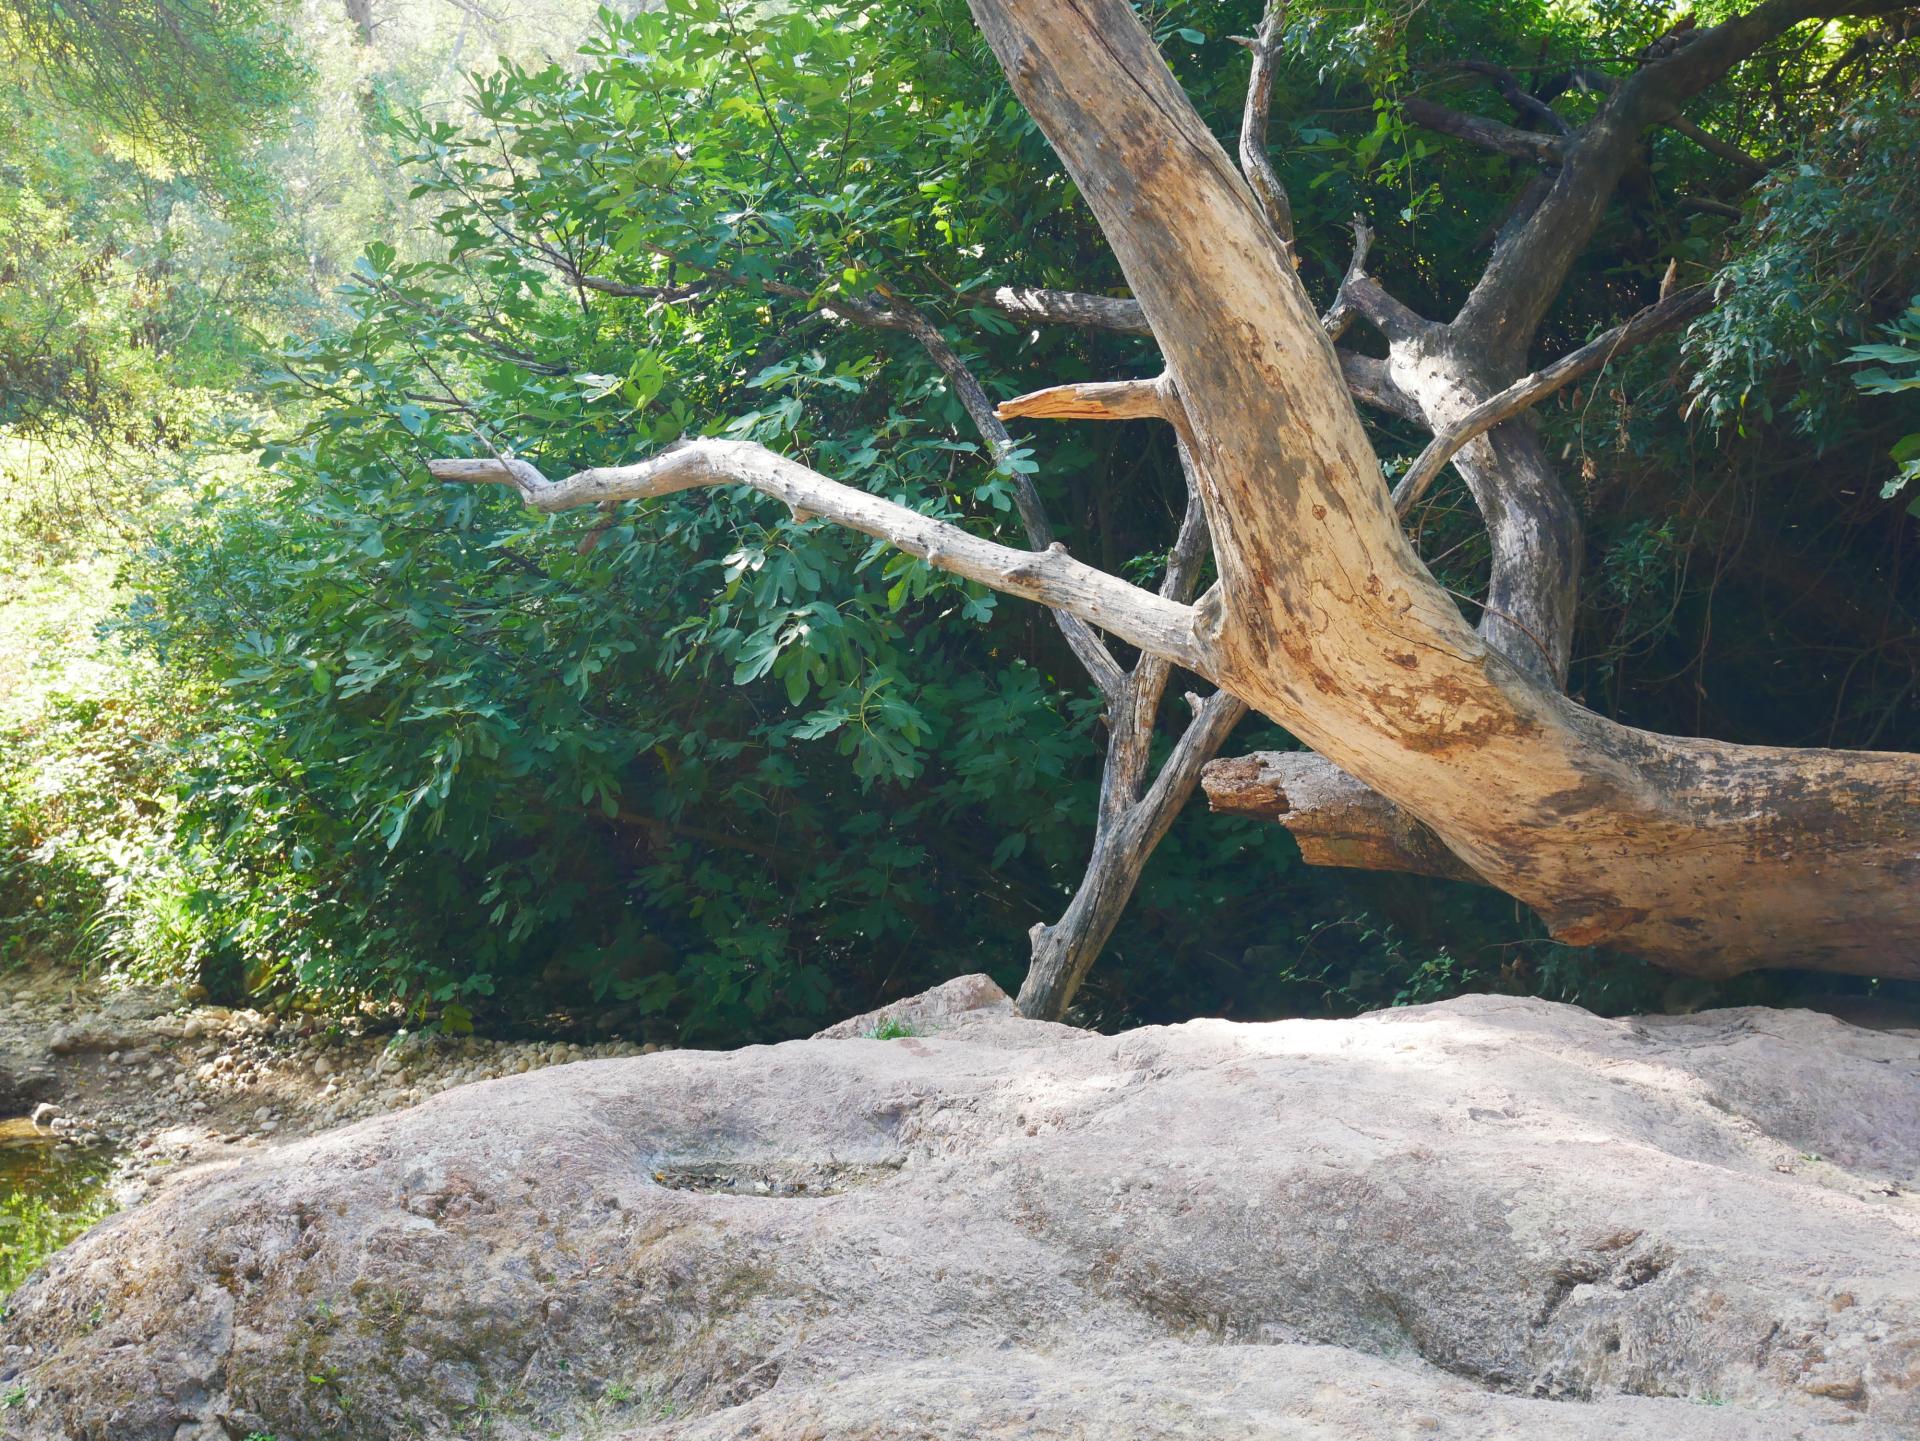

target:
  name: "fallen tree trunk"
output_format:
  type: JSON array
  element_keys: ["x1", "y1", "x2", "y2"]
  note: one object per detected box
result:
[{"x1": 962, "y1": 0, "x2": 1920, "y2": 981}]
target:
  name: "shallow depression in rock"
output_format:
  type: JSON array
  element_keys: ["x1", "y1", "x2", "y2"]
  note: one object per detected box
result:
[{"x1": 648, "y1": 1157, "x2": 906, "y2": 1197}]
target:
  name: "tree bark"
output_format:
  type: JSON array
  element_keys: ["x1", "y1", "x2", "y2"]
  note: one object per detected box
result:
[
  {"x1": 342, "y1": 0, "x2": 375, "y2": 45},
  {"x1": 1018, "y1": 687, "x2": 1248, "y2": 1018},
  {"x1": 1203, "y1": 751, "x2": 1483, "y2": 885}
]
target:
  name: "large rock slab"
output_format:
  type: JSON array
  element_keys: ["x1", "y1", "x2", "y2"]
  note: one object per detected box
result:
[{"x1": 2, "y1": 982, "x2": 1916, "y2": 1439}]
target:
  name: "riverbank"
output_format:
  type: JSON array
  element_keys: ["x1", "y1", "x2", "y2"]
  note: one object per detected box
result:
[{"x1": 0, "y1": 965, "x2": 661, "y2": 1287}]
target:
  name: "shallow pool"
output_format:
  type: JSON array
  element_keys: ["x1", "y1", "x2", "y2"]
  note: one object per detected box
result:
[{"x1": 0, "y1": 1117, "x2": 116, "y2": 1297}]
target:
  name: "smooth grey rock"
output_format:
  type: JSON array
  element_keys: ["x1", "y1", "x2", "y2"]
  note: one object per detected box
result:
[{"x1": 2, "y1": 985, "x2": 1916, "y2": 1440}]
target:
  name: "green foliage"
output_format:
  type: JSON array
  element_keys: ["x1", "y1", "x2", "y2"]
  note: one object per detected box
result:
[
  {"x1": 0, "y1": 0, "x2": 306, "y2": 565},
  {"x1": 0, "y1": 560, "x2": 189, "y2": 978},
  {"x1": 106, "y1": 0, "x2": 1303, "y2": 1040},
  {"x1": 1687, "y1": 92, "x2": 1920, "y2": 436},
  {"x1": 7, "y1": 0, "x2": 1920, "y2": 1046},
  {"x1": 1849, "y1": 296, "x2": 1920, "y2": 504},
  {"x1": 0, "y1": 0, "x2": 305, "y2": 164}
]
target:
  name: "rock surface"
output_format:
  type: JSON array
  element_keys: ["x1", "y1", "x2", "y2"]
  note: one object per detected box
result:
[{"x1": 2, "y1": 979, "x2": 1917, "y2": 1440}]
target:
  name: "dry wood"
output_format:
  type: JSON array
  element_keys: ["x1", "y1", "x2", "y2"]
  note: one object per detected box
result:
[
  {"x1": 1203, "y1": 752, "x2": 1483, "y2": 885},
  {"x1": 429, "y1": 445, "x2": 1207, "y2": 674},
  {"x1": 962, "y1": 285, "x2": 1151, "y2": 334},
  {"x1": 1235, "y1": 1, "x2": 1297, "y2": 246},
  {"x1": 440, "y1": 0, "x2": 1920, "y2": 991},
  {"x1": 965, "y1": 0, "x2": 1920, "y2": 980},
  {"x1": 996, "y1": 379, "x2": 1169, "y2": 423}
]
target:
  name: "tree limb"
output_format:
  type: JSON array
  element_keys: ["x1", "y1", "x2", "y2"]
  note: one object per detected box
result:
[
  {"x1": 1338, "y1": 351, "x2": 1423, "y2": 424},
  {"x1": 428, "y1": 442, "x2": 1209, "y2": 675},
  {"x1": 1392, "y1": 284, "x2": 1715, "y2": 516},
  {"x1": 1203, "y1": 750, "x2": 1484, "y2": 884},
  {"x1": 1400, "y1": 96, "x2": 1566, "y2": 164},
  {"x1": 872, "y1": 291, "x2": 1129, "y2": 694},
  {"x1": 1455, "y1": 0, "x2": 1917, "y2": 357},
  {"x1": 1235, "y1": 1, "x2": 1296, "y2": 246},
  {"x1": 1665, "y1": 114, "x2": 1774, "y2": 174},
  {"x1": 1017, "y1": 433, "x2": 1243, "y2": 1019},
  {"x1": 1017, "y1": 681, "x2": 1247, "y2": 1018},
  {"x1": 1452, "y1": 59, "x2": 1572, "y2": 136},
  {"x1": 1320, "y1": 216, "x2": 1374, "y2": 343},
  {"x1": 565, "y1": 250, "x2": 1129, "y2": 694},
  {"x1": 961, "y1": 284, "x2": 1151, "y2": 334},
  {"x1": 1343, "y1": 275, "x2": 1432, "y2": 345}
]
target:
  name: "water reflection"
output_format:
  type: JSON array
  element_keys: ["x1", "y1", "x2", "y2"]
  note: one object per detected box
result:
[{"x1": 1, "y1": 1116, "x2": 115, "y2": 1297}]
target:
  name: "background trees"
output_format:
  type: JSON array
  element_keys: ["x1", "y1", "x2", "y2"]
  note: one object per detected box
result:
[{"x1": 5, "y1": 0, "x2": 1920, "y2": 1041}]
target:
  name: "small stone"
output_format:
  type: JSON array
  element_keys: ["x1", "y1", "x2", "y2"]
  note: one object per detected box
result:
[
  {"x1": 30, "y1": 1102, "x2": 60, "y2": 1129},
  {"x1": 313, "y1": 1057, "x2": 334, "y2": 1079},
  {"x1": 1805, "y1": 1375, "x2": 1866, "y2": 1403}
]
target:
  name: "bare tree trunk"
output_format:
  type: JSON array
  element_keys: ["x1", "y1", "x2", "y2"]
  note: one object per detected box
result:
[
  {"x1": 1009, "y1": 441, "x2": 1246, "y2": 1019},
  {"x1": 1018, "y1": 687, "x2": 1247, "y2": 1018}
]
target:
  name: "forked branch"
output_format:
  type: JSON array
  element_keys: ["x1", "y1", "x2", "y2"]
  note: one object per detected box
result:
[
  {"x1": 1392, "y1": 284, "x2": 1714, "y2": 515},
  {"x1": 1320, "y1": 217, "x2": 1375, "y2": 343}
]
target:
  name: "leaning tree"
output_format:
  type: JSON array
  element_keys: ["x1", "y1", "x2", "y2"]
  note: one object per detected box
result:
[{"x1": 436, "y1": 0, "x2": 1920, "y2": 1017}]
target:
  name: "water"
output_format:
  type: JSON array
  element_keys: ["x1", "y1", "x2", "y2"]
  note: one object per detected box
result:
[{"x1": 0, "y1": 1117, "x2": 116, "y2": 1297}]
